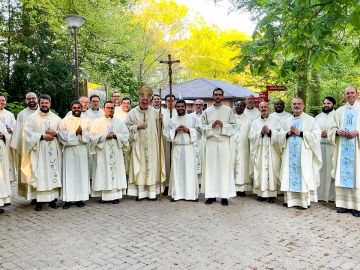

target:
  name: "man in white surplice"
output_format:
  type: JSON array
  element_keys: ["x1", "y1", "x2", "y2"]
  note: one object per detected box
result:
[
  {"x1": 125, "y1": 85, "x2": 166, "y2": 200},
  {"x1": 87, "y1": 94, "x2": 104, "y2": 120},
  {"x1": 201, "y1": 88, "x2": 236, "y2": 206},
  {"x1": 21, "y1": 94, "x2": 61, "y2": 211},
  {"x1": 244, "y1": 94, "x2": 260, "y2": 121},
  {"x1": 328, "y1": 86, "x2": 360, "y2": 217},
  {"x1": 278, "y1": 97, "x2": 322, "y2": 209},
  {"x1": 0, "y1": 93, "x2": 16, "y2": 184},
  {"x1": 164, "y1": 100, "x2": 200, "y2": 201},
  {"x1": 89, "y1": 101, "x2": 129, "y2": 204},
  {"x1": 10, "y1": 92, "x2": 38, "y2": 202},
  {"x1": 190, "y1": 99, "x2": 205, "y2": 184},
  {"x1": 249, "y1": 102, "x2": 281, "y2": 203},
  {"x1": 315, "y1": 96, "x2": 336, "y2": 202},
  {"x1": 232, "y1": 100, "x2": 251, "y2": 196},
  {"x1": 114, "y1": 97, "x2": 131, "y2": 121},
  {"x1": 59, "y1": 101, "x2": 91, "y2": 209},
  {"x1": 0, "y1": 121, "x2": 11, "y2": 214},
  {"x1": 270, "y1": 99, "x2": 292, "y2": 122},
  {"x1": 162, "y1": 94, "x2": 177, "y2": 194}
]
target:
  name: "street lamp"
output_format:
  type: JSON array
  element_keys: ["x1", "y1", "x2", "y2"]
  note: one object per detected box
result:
[{"x1": 63, "y1": 14, "x2": 86, "y2": 98}]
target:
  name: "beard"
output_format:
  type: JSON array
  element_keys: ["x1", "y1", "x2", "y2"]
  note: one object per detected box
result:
[
  {"x1": 40, "y1": 107, "x2": 49, "y2": 113},
  {"x1": 72, "y1": 110, "x2": 81, "y2": 117},
  {"x1": 322, "y1": 107, "x2": 333, "y2": 113},
  {"x1": 28, "y1": 102, "x2": 37, "y2": 109},
  {"x1": 275, "y1": 108, "x2": 284, "y2": 113},
  {"x1": 177, "y1": 110, "x2": 185, "y2": 116}
]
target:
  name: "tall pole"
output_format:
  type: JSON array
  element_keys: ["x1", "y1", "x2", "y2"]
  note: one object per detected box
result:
[
  {"x1": 159, "y1": 54, "x2": 180, "y2": 117},
  {"x1": 74, "y1": 27, "x2": 79, "y2": 98},
  {"x1": 159, "y1": 54, "x2": 180, "y2": 198},
  {"x1": 158, "y1": 87, "x2": 163, "y2": 200}
]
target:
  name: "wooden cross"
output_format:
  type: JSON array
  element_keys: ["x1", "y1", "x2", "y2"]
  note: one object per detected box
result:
[{"x1": 159, "y1": 54, "x2": 180, "y2": 118}]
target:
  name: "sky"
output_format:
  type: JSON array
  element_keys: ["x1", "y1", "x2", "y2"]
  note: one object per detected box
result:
[{"x1": 174, "y1": 0, "x2": 256, "y2": 36}]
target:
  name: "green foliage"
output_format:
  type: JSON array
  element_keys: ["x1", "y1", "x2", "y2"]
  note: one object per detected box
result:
[
  {"x1": 6, "y1": 101, "x2": 25, "y2": 116},
  {"x1": 230, "y1": 0, "x2": 360, "y2": 107}
]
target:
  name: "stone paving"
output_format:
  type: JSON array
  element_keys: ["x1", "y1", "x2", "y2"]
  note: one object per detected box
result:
[{"x1": 1, "y1": 192, "x2": 360, "y2": 270}]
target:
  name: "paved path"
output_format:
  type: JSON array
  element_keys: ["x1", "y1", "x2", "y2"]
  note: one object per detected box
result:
[{"x1": 1, "y1": 193, "x2": 359, "y2": 270}]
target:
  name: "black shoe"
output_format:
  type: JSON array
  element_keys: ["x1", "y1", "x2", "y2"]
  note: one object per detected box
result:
[
  {"x1": 63, "y1": 202, "x2": 72, "y2": 209},
  {"x1": 283, "y1": 203, "x2": 288, "y2": 207},
  {"x1": 0, "y1": 208, "x2": 4, "y2": 214},
  {"x1": 205, "y1": 198, "x2": 215, "y2": 205},
  {"x1": 237, "y1": 191, "x2": 246, "y2": 197},
  {"x1": 221, "y1": 198, "x2": 228, "y2": 206},
  {"x1": 4, "y1": 203, "x2": 11, "y2": 206},
  {"x1": 35, "y1": 202, "x2": 43, "y2": 211},
  {"x1": 170, "y1": 198, "x2": 176, "y2": 202},
  {"x1": 257, "y1": 196, "x2": 266, "y2": 202},
  {"x1": 135, "y1": 197, "x2": 144, "y2": 201},
  {"x1": 162, "y1": 186, "x2": 169, "y2": 196},
  {"x1": 76, "y1": 201, "x2": 85, "y2": 208},
  {"x1": 337, "y1": 207, "x2": 347, "y2": 213},
  {"x1": 99, "y1": 199, "x2": 105, "y2": 204},
  {"x1": 297, "y1": 206, "x2": 307, "y2": 210},
  {"x1": 148, "y1": 197, "x2": 157, "y2": 201},
  {"x1": 30, "y1": 199, "x2": 37, "y2": 205},
  {"x1": 352, "y1": 210, "x2": 360, "y2": 217},
  {"x1": 48, "y1": 200, "x2": 59, "y2": 209},
  {"x1": 193, "y1": 199, "x2": 198, "y2": 202},
  {"x1": 112, "y1": 199, "x2": 120, "y2": 204},
  {"x1": 268, "y1": 197, "x2": 276, "y2": 203}
]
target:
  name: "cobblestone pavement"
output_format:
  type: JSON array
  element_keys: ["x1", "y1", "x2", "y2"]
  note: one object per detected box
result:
[{"x1": 1, "y1": 192, "x2": 360, "y2": 270}]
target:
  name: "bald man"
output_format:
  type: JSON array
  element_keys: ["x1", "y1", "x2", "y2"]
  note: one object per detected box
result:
[
  {"x1": 329, "y1": 86, "x2": 360, "y2": 217},
  {"x1": 278, "y1": 97, "x2": 322, "y2": 210},
  {"x1": 249, "y1": 102, "x2": 281, "y2": 203},
  {"x1": 244, "y1": 95, "x2": 260, "y2": 121}
]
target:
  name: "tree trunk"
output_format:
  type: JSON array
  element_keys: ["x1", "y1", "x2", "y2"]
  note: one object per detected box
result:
[
  {"x1": 296, "y1": 54, "x2": 308, "y2": 107},
  {"x1": 308, "y1": 68, "x2": 320, "y2": 116}
]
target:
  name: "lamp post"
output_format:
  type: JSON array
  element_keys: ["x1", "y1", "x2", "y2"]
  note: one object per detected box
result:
[{"x1": 63, "y1": 14, "x2": 85, "y2": 98}]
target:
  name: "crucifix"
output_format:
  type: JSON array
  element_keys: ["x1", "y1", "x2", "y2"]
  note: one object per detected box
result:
[
  {"x1": 158, "y1": 54, "x2": 179, "y2": 199},
  {"x1": 159, "y1": 54, "x2": 180, "y2": 118}
]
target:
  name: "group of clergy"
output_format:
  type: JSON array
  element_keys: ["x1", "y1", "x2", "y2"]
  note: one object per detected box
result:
[{"x1": 0, "y1": 85, "x2": 359, "y2": 218}]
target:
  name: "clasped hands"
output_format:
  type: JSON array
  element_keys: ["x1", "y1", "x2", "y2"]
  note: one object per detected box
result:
[
  {"x1": 337, "y1": 129, "x2": 358, "y2": 139},
  {"x1": 43, "y1": 128, "x2": 57, "y2": 141},
  {"x1": 212, "y1": 120, "x2": 223, "y2": 128},
  {"x1": 287, "y1": 126, "x2": 301, "y2": 136},
  {"x1": 261, "y1": 125, "x2": 270, "y2": 135},
  {"x1": 176, "y1": 125, "x2": 189, "y2": 133}
]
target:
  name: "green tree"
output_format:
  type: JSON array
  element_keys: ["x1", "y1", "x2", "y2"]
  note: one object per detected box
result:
[{"x1": 229, "y1": 0, "x2": 360, "y2": 108}]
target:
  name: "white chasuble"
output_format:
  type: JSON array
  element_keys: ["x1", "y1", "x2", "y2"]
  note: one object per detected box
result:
[
  {"x1": 329, "y1": 101, "x2": 360, "y2": 211},
  {"x1": 231, "y1": 114, "x2": 252, "y2": 192},
  {"x1": 125, "y1": 106, "x2": 165, "y2": 199},
  {"x1": 10, "y1": 107, "x2": 38, "y2": 200},
  {"x1": 249, "y1": 115, "x2": 281, "y2": 197},
  {"x1": 201, "y1": 105, "x2": 236, "y2": 199},
  {"x1": 0, "y1": 122, "x2": 11, "y2": 206},
  {"x1": 89, "y1": 117, "x2": 129, "y2": 201},
  {"x1": 21, "y1": 111, "x2": 62, "y2": 202},
  {"x1": 164, "y1": 114, "x2": 200, "y2": 200},
  {"x1": 59, "y1": 115, "x2": 91, "y2": 202},
  {"x1": 0, "y1": 109, "x2": 16, "y2": 183},
  {"x1": 190, "y1": 112, "x2": 204, "y2": 178},
  {"x1": 278, "y1": 113, "x2": 322, "y2": 208}
]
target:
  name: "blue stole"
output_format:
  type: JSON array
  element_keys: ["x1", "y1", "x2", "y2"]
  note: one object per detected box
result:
[
  {"x1": 289, "y1": 118, "x2": 303, "y2": 192},
  {"x1": 339, "y1": 107, "x2": 357, "y2": 188}
]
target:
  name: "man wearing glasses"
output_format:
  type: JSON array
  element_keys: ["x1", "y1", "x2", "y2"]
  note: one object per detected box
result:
[{"x1": 89, "y1": 101, "x2": 129, "y2": 204}]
